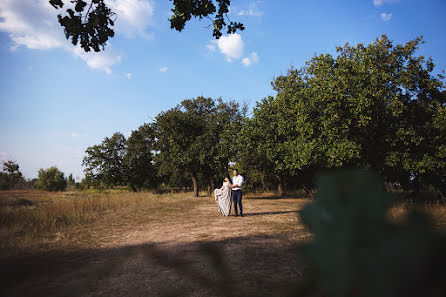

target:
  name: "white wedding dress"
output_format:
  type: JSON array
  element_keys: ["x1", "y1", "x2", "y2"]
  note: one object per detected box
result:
[{"x1": 214, "y1": 181, "x2": 232, "y2": 216}]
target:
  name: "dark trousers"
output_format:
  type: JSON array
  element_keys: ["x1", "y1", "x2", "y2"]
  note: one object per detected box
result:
[{"x1": 232, "y1": 190, "x2": 243, "y2": 215}]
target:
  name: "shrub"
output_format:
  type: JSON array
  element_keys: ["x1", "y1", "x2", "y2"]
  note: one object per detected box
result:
[{"x1": 35, "y1": 167, "x2": 67, "y2": 191}]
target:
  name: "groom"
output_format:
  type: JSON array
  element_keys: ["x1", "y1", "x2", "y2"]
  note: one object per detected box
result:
[{"x1": 231, "y1": 169, "x2": 244, "y2": 217}]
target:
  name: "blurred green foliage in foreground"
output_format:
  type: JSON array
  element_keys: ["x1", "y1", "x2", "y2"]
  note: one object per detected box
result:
[{"x1": 300, "y1": 169, "x2": 446, "y2": 297}]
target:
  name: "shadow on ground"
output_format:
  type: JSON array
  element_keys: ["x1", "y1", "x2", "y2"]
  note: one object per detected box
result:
[
  {"x1": 0, "y1": 233, "x2": 307, "y2": 297},
  {"x1": 243, "y1": 211, "x2": 300, "y2": 217},
  {"x1": 247, "y1": 195, "x2": 310, "y2": 200}
]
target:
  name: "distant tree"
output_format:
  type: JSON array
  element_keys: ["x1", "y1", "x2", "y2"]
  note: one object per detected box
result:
[
  {"x1": 49, "y1": 0, "x2": 244, "y2": 53},
  {"x1": 35, "y1": 166, "x2": 67, "y2": 191},
  {"x1": 75, "y1": 177, "x2": 90, "y2": 190},
  {"x1": 83, "y1": 132, "x2": 127, "y2": 188},
  {"x1": 67, "y1": 173, "x2": 75, "y2": 185},
  {"x1": 1, "y1": 160, "x2": 24, "y2": 190},
  {"x1": 0, "y1": 172, "x2": 9, "y2": 190},
  {"x1": 125, "y1": 123, "x2": 159, "y2": 191}
]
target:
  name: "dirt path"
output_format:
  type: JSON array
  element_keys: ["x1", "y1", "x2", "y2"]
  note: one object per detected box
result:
[
  {"x1": 1, "y1": 196, "x2": 310, "y2": 297},
  {"x1": 96, "y1": 196, "x2": 308, "y2": 247}
]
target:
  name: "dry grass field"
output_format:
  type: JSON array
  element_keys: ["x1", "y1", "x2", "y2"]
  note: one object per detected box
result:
[{"x1": 0, "y1": 190, "x2": 445, "y2": 297}]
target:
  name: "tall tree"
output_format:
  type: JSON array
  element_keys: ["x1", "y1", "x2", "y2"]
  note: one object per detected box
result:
[
  {"x1": 155, "y1": 98, "x2": 210, "y2": 197},
  {"x1": 1, "y1": 160, "x2": 24, "y2": 190},
  {"x1": 155, "y1": 96, "x2": 245, "y2": 197},
  {"x1": 83, "y1": 132, "x2": 127, "y2": 188},
  {"x1": 259, "y1": 35, "x2": 445, "y2": 193},
  {"x1": 125, "y1": 123, "x2": 159, "y2": 191},
  {"x1": 195, "y1": 98, "x2": 246, "y2": 196},
  {"x1": 237, "y1": 96, "x2": 293, "y2": 195}
]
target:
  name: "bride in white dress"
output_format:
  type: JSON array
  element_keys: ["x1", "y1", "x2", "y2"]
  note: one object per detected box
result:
[{"x1": 214, "y1": 175, "x2": 232, "y2": 216}]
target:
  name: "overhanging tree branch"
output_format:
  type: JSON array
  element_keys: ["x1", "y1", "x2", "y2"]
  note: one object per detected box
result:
[{"x1": 49, "y1": 0, "x2": 244, "y2": 53}]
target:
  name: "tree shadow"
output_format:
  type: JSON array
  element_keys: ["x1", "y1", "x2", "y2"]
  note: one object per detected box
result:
[
  {"x1": 243, "y1": 210, "x2": 300, "y2": 217},
  {"x1": 0, "y1": 233, "x2": 307, "y2": 297},
  {"x1": 247, "y1": 194, "x2": 309, "y2": 200}
]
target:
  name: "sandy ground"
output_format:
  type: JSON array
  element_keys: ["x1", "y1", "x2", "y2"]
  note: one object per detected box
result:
[{"x1": 0, "y1": 194, "x2": 310, "y2": 297}]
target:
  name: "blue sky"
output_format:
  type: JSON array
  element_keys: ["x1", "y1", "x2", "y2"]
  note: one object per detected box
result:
[{"x1": 0, "y1": 0, "x2": 445, "y2": 180}]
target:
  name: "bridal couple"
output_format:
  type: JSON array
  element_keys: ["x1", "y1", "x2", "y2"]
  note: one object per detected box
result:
[{"x1": 214, "y1": 169, "x2": 244, "y2": 217}]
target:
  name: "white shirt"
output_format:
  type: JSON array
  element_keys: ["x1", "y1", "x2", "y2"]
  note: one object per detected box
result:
[{"x1": 231, "y1": 175, "x2": 244, "y2": 191}]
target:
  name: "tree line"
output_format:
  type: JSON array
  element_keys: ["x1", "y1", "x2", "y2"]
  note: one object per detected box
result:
[
  {"x1": 1, "y1": 161, "x2": 74, "y2": 191},
  {"x1": 2, "y1": 35, "x2": 444, "y2": 197},
  {"x1": 82, "y1": 97, "x2": 246, "y2": 196},
  {"x1": 81, "y1": 36, "x2": 445, "y2": 197}
]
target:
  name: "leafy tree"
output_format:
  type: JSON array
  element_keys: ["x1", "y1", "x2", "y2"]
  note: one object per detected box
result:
[
  {"x1": 35, "y1": 166, "x2": 67, "y2": 191},
  {"x1": 83, "y1": 132, "x2": 127, "y2": 188},
  {"x1": 125, "y1": 123, "x2": 159, "y2": 191},
  {"x1": 260, "y1": 35, "x2": 445, "y2": 194},
  {"x1": 155, "y1": 98, "x2": 211, "y2": 197},
  {"x1": 196, "y1": 98, "x2": 246, "y2": 195},
  {"x1": 1, "y1": 161, "x2": 24, "y2": 190},
  {"x1": 49, "y1": 0, "x2": 244, "y2": 52},
  {"x1": 237, "y1": 96, "x2": 292, "y2": 195},
  {"x1": 155, "y1": 97, "x2": 245, "y2": 197},
  {"x1": 169, "y1": 0, "x2": 244, "y2": 39}
]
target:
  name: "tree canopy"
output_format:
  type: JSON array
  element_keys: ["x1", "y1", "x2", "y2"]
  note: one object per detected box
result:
[
  {"x1": 83, "y1": 132, "x2": 128, "y2": 188},
  {"x1": 154, "y1": 96, "x2": 245, "y2": 196},
  {"x1": 239, "y1": 35, "x2": 445, "y2": 195},
  {"x1": 125, "y1": 123, "x2": 159, "y2": 191}
]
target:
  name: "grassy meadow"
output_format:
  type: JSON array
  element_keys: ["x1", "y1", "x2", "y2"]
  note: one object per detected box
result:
[{"x1": 0, "y1": 189, "x2": 445, "y2": 297}]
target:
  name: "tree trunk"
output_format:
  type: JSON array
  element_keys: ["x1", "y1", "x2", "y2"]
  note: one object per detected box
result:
[
  {"x1": 207, "y1": 177, "x2": 215, "y2": 197},
  {"x1": 276, "y1": 175, "x2": 285, "y2": 196},
  {"x1": 210, "y1": 178, "x2": 215, "y2": 193},
  {"x1": 191, "y1": 173, "x2": 199, "y2": 197}
]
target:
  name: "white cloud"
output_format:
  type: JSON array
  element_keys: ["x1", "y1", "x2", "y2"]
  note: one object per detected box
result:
[
  {"x1": 241, "y1": 57, "x2": 251, "y2": 66},
  {"x1": 0, "y1": 152, "x2": 8, "y2": 157},
  {"x1": 214, "y1": 33, "x2": 244, "y2": 62},
  {"x1": 72, "y1": 46, "x2": 121, "y2": 74},
  {"x1": 106, "y1": 0, "x2": 154, "y2": 38},
  {"x1": 374, "y1": 0, "x2": 384, "y2": 6},
  {"x1": 125, "y1": 72, "x2": 133, "y2": 79},
  {"x1": 373, "y1": 0, "x2": 399, "y2": 7},
  {"x1": 0, "y1": 0, "x2": 66, "y2": 50},
  {"x1": 159, "y1": 66, "x2": 168, "y2": 72},
  {"x1": 242, "y1": 52, "x2": 259, "y2": 67},
  {"x1": 237, "y1": 1, "x2": 263, "y2": 17},
  {"x1": 380, "y1": 12, "x2": 392, "y2": 21},
  {"x1": 0, "y1": 0, "x2": 154, "y2": 73},
  {"x1": 206, "y1": 44, "x2": 216, "y2": 52}
]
